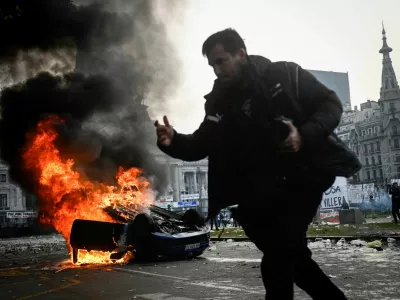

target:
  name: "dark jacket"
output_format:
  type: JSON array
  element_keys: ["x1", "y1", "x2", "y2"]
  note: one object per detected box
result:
[
  {"x1": 158, "y1": 55, "x2": 356, "y2": 217},
  {"x1": 389, "y1": 186, "x2": 400, "y2": 203}
]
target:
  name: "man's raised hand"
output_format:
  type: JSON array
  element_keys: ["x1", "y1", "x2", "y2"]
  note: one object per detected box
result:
[{"x1": 155, "y1": 115, "x2": 174, "y2": 147}]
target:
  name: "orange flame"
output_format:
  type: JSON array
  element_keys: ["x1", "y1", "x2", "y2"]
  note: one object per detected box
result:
[
  {"x1": 77, "y1": 249, "x2": 134, "y2": 265},
  {"x1": 22, "y1": 116, "x2": 154, "y2": 264}
]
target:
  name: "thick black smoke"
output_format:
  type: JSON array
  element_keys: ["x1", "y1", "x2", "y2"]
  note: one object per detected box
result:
[
  {"x1": 0, "y1": 0, "x2": 185, "y2": 193},
  {"x1": 0, "y1": 0, "x2": 133, "y2": 61}
]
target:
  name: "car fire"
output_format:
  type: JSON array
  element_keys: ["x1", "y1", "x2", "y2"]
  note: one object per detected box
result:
[
  {"x1": 19, "y1": 116, "x2": 209, "y2": 265},
  {"x1": 21, "y1": 116, "x2": 154, "y2": 264}
]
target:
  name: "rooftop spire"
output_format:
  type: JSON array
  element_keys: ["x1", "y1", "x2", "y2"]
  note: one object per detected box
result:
[
  {"x1": 379, "y1": 23, "x2": 400, "y2": 101},
  {"x1": 380, "y1": 21, "x2": 393, "y2": 54}
]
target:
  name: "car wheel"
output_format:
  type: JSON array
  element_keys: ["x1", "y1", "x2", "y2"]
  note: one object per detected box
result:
[
  {"x1": 126, "y1": 213, "x2": 155, "y2": 243},
  {"x1": 181, "y1": 209, "x2": 205, "y2": 227},
  {"x1": 126, "y1": 213, "x2": 156, "y2": 261}
]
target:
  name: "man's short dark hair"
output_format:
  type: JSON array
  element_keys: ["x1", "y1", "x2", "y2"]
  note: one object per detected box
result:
[{"x1": 202, "y1": 28, "x2": 246, "y2": 57}]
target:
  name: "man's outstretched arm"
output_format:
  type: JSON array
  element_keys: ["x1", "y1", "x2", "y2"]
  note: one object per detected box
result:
[{"x1": 155, "y1": 115, "x2": 213, "y2": 162}]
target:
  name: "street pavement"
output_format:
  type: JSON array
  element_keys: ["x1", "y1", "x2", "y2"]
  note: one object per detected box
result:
[{"x1": 1, "y1": 237, "x2": 400, "y2": 299}]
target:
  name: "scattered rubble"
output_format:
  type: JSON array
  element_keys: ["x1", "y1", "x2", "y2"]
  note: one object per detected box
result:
[
  {"x1": 0, "y1": 234, "x2": 68, "y2": 268},
  {"x1": 307, "y1": 237, "x2": 397, "y2": 253}
]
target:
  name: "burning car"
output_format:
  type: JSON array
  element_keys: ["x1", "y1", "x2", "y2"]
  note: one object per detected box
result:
[
  {"x1": 15, "y1": 116, "x2": 210, "y2": 265},
  {"x1": 70, "y1": 205, "x2": 210, "y2": 264}
]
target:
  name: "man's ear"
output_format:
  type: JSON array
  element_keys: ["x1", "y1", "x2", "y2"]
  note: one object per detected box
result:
[{"x1": 236, "y1": 48, "x2": 247, "y2": 61}]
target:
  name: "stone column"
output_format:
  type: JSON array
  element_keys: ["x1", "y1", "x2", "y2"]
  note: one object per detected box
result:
[
  {"x1": 171, "y1": 165, "x2": 181, "y2": 202},
  {"x1": 193, "y1": 171, "x2": 198, "y2": 194}
]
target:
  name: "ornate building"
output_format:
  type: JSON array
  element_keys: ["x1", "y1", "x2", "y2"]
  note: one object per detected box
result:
[
  {"x1": 0, "y1": 161, "x2": 33, "y2": 230},
  {"x1": 153, "y1": 151, "x2": 209, "y2": 215},
  {"x1": 338, "y1": 25, "x2": 400, "y2": 185}
]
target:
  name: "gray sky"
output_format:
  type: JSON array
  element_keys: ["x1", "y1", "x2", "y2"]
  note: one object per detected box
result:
[{"x1": 157, "y1": 0, "x2": 400, "y2": 133}]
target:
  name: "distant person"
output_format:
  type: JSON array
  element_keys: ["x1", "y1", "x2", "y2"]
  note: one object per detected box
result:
[
  {"x1": 210, "y1": 215, "x2": 219, "y2": 230},
  {"x1": 155, "y1": 28, "x2": 361, "y2": 299},
  {"x1": 341, "y1": 198, "x2": 349, "y2": 210},
  {"x1": 389, "y1": 183, "x2": 400, "y2": 223}
]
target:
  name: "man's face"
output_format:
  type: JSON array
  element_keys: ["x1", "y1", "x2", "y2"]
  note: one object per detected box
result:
[
  {"x1": 394, "y1": 183, "x2": 398, "y2": 188},
  {"x1": 207, "y1": 43, "x2": 246, "y2": 86}
]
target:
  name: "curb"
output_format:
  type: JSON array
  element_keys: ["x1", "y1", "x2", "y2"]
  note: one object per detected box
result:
[{"x1": 211, "y1": 235, "x2": 400, "y2": 242}]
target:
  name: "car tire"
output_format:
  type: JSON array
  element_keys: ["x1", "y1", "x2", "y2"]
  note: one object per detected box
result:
[
  {"x1": 126, "y1": 213, "x2": 156, "y2": 261},
  {"x1": 181, "y1": 209, "x2": 205, "y2": 227}
]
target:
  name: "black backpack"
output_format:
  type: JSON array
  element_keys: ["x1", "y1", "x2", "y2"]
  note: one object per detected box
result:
[{"x1": 251, "y1": 60, "x2": 362, "y2": 178}]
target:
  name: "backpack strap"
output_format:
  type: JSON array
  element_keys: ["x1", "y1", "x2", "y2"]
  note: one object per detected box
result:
[{"x1": 284, "y1": 62, "x2": 306, "y2": 122}]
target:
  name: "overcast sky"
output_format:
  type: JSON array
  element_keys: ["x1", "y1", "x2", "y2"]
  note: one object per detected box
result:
[{"x1": 157, "y1": 0, "x2": 400, "y2": 133}]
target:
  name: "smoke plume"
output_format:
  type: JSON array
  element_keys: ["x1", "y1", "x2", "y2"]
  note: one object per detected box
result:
[{"x1": 0, "y1": 0, "x2": 186, "y2": 193}]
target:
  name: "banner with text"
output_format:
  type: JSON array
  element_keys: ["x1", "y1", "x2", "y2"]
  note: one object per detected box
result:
[
  {"x1": 6, "y1": 212, "x2": 37, "y2": 219},
  {"x1": 321, "y1": 177, "x2": 348, "y2": 210},
  {"x1": 363, "y1": 183, "x2": 375, "y2": 199},
  {"x1": 348, "y1": 184, "x2": 363, "y2": 204}
]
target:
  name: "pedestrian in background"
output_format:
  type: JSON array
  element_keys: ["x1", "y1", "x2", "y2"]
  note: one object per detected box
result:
[{"x1": 389, "y1": 182, "x2": 400, "y2": 223}]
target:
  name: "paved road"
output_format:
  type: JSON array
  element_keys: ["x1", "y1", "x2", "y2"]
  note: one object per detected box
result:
[{"x1": 1, "y1": 240, "x2": 400, "y2": 299}]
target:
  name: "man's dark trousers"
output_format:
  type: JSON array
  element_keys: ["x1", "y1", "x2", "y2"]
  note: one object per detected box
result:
[
  {"x1": 392, "y1": 200, "x2": 400, "y2": 223},
  {"x1": 237, "y1": 174, "x2": 348, "y2": 300},
  {"x1": 210, "y1": 217, "x2": 219, "y2": 230}
]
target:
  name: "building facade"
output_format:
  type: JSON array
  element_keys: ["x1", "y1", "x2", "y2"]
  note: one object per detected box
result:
[
  {"x1": 336, "y1": 25, "x2": 400, "y2": 185},
  {"x1": 0, "y1": 161, "x2": 35, "y2": 229},
  {"x1": 153, "y1": 151, "x2": 209, "y2": 216},
  {"x1": 308, "y1": 70, "x2": 351, "y2": 107}
]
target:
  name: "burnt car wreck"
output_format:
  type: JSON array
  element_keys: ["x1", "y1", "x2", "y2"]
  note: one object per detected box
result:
[{"x1": 70, "y1": 205, "x2": 210, "y2": 264}]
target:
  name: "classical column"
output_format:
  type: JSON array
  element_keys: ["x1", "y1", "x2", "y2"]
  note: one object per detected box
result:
[
  {"x1": 193, "y1": 171, "x2": 198, "y2": 194},
  {"x1": 171, "y1": 165, "x2": 181, "y2": 202}
]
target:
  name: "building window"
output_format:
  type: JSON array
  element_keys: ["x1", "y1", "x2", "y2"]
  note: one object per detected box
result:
[
  {"x1": 391, "y1": 78, "x2": 395, "y2": 88},
  {"x1": 361, "y1": 130, "x2": 366, "y2": 136},
  {"x1": 378, "y1": 156, "x2": 382, "y2": 165},
  {"x1": 376, "y1": 141, "x2": 380, "y2": 152},
  {"x1": 379, "y1": 168, "x2": 383, "y2": 178},
  {"x1": 372, "y1": 157, "x2": 375, "y2": 165},
  {"x1": 385, "y1": 79, "x2": 389, "y2": 89},
  {"x1": 381, "y1": 103, "x2": 384, "y2": 112},
  {"x1": 390, "y1": 103, "x2": 395, "y2": 112},
  {"x1": 393, "y1": 125, "x2": 398, "y2": 135},
  {"x1": 394, "y1": 139, "x2": 400, "y2": 149},
  {"x1": 0, "y1": 174, "x2": 6, "y2": 183},
  {"x1": 365, "y1": 158, "x2": 369, "y2": 166},
  {"x1": 370, "y1": 143, "x2": 374, "y2": 152},
  {"x1": 373, "y1": 169, "x2": 377, "y2": 179},
  {"x1": 367, "y1": 171, "x2": 371, "y2": 180},
  {"x1": 364, "y1": 144, "x2": 368, "y2": 154},
  {"x1": 356, "y1": 146, "x2": 359, "y2": 155},
  {"x1": 368, "y1": 128, "x2": 373, "y2": 135},
  {"x1": 0, "y1": 194, "x2": 9, "y2": 210}
]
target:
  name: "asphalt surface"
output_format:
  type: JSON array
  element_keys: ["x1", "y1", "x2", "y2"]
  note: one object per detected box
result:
[{"x1": 1, "y1": 236, "x2": 400, "y2": 299}]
